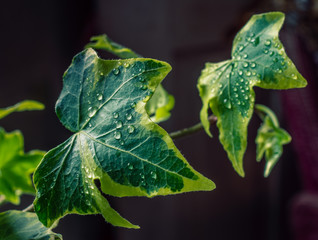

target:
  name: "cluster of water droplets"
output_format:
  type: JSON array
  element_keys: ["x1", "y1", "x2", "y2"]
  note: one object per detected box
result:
[{"x1": 112, "y1": 108, "x2": 136, "y2": 147}]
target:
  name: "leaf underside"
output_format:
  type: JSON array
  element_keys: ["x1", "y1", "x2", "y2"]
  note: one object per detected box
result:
[
  {"x1": 0, "y1": 128, "x2": 45, "y2": 205},
  {"x1": 86, "y1": 34, "x2": 175, "y2": 123},
  {"x1": 34, "y1": 48, "x2": 214, "y2": 229},
  {"x1": 197, "y1": 12, "x2": 307, "y2": 176},
  {"x1": 255, "y1": 104, "x2": 291, "y2": 177},
  {"x1": 0, "y1": 210, "x2": 62, "y2": 240}
]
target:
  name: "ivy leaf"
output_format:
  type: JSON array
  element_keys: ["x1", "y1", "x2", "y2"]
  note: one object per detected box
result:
[
  {"x1": 0, "y1": 100, "x2": 44, "y2": 120},
  {"x1": 255, "y1": 104, "x2": 291, "y2": 177},
  {"x1": 197, "y1": 12, "x2": 307, "y2": 176},
  {"x1": 0, "y1": 128, "x2": 45, "y2": 205},
  {"x1": 85, "y1": 34, "x2": 175, "y2": 123},
  {"x1": 34, "y1": 48, "x2": 214, "y2": 229},
  {"x1": 0, "y1": 210, "x2": 62, "y2": 240}
]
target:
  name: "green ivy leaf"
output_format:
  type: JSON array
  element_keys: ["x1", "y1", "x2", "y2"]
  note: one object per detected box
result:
[
  {"x1": 85, "y1": 34, "x2": 175, "y2": 123},
  {"x1": 0, "y1": 100, "x2": 44, "y2": 120},
  {"x1": 197, "y1": 12, "x2": 307, "y2": 176},
  {"x1": 34, "y1": 48, "x2": 214, "y2": 229},
  {"x1": 0, "y1": 128, "x2": 45, "y2": 205},
  {"x1": 0, "y1": 210, "x2": 62, "y2": 240},
  {"x1": 255, "y1": 104, "x2": 291, "y2": 177}
]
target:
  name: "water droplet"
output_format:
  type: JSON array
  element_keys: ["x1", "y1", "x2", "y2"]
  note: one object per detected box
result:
[
  {"x1": 114, "y1": 131, "x2": 121, "y2": 140},
  {"x1": 246, "y1": 71, "x2": 251, "y2": 76},
  {"x1": 141, "y1": 84, "x2": 147, "y2": 90},
  {"x1": 240, "y1": 78, "x2": 244, "y2": 83},
  {"x1": 124, "y1": 62, "x2": 130, "y2": 68},
  {"x1": 237, "y1": 100, "x2": 241, "y2": 105},
  {"x1": 97, "y1": 94, "x2": 103, "y2": 101},
  {"x1": 128, "y1": 163, "x2": 134, "y2": 170},
  {"x1": 113, "y1": 68, "x2": 120, "y2": 75},
  {"x1": 233, "y1": 87, "x2": 237, "y2": 92},
  {"x1": 113, "y1": 112, "x2": 119, "y2": 119},
  {"x1": 88, "y1": 107, "x2": 97, "y2": 118},
  {"x1": 125, "y1": 113, "x2": 132, "y2": 121},
  {"x1": 291, "y1": 74, "x2": 298, "y2": 80},
  {"x1": 234, "y1": 93, "x2": 239, "y2": 98},
  {"x1": 116, "y1": 120, "x2": 123, "y2": 129},
  {"x1": 238, "y1": 45, "x2": 244, "y2": 52},
  {"x1": 151, "y1": 171, "x2": 157, "y2": 179},
  {"x1": 119, "y1": 140, "x2": 125, "y2": 146},
  {"x1": 100, "y1": 72, "x2": 104, "y2": 76},
  {"x1": 245, "y1": 86, "x2": 249, "y2": 91},
  {"x1": 243, "y1": 54, "x2": 248, "y2": 59},
  {"x1": 281, "y1": 61, "x2": 285, "y2": 66},
  {"x1": 130, "y1": 102, "x2": 136, "y2": 108},
  {"x1": 84, "y1": 189, "x2": 89, "y2": 194},
  {"x1": 265, "y1": 39, "x2": 271, "y2": 46},
  {"x1": 269, "y1": 51, "x2": 274, "y2": 56},
  {"x1": 127, "y1": 125, "x2": 135, "y2": 134},
  {"x1": 224, "y1": 99, "x2": 232, "y2": 109},
  {"x1": 263, "y1": 49, "x2": 269, "y2": 54},
  {"x1": 236, "y1": 55, "x2": 242, "y2": 60},
  {"x1": 233, "y1": 62, "x2": 238, "y2": 68},
  {"x1": 238, "y1": 70, "x2": 243, "y2": 76},
  {"x1": 243, "y1": 62, "x2": 249, "y2": 68},
  {"x1": 250, "y1": 63, "x2": 256, "y2": 68},
  {"x1": 251, "y1": 37, "x2": 259, "y2": 46},
  {"x1": 249, "y1": 32, "x2": 255, "y2": 37},
  {"x1": 140, "y1": 173, "x2": 145, "y2": 180}
]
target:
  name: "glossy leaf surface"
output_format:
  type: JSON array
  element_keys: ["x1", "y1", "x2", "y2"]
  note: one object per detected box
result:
[
  {"x1": 0, "y1": 100, "x2": 44, "y2": 120},
  {"x1": 197, "y1": 12, "x2": 307, "y2": 176},
  {"x1": 0, "y1": 128, "x2": 45, "y2": 205},
  {"x1": 34, "y1": 48, "x2": 214, "y2": 228},
  {"x1": 0, "y1": 210, "x2": 62, "y2": 240},
  {"x1": 255, "y1": 104, "x2": 291, "y2": 177},
  {"x1": 86, "y1": 34, "x2": 175, "y2": 123}
]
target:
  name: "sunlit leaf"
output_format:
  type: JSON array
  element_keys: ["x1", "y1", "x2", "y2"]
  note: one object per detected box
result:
[
  {"x1": 0, "y1": 100, "x2": 44, "y2": 120},
  {"x1": 197, "y1": 12, "x2": 307, "y2": 176},
  {"x1": 0, "y1": 128, "x2": 45, "y2": 205},
  {"x1": 255, "y1": 104, "x2": 291, "y2": 177},
  {"x1": 86, "y1": 34, "x2": 175, "y2": 123},
  {"x1": 0, "y1": 210, "x2": 62, "y2": 240},
  {"x1": 34, "y1": 48, "x2": 214, "y2": 229}
]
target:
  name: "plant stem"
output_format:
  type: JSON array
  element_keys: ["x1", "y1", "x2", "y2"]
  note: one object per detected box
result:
[
  {"x1": 22, "y1": 204, "x2": 34, "y2": 212},
  {"x1": 170, "y1": 115, "x2": 217, "y2": 140}
]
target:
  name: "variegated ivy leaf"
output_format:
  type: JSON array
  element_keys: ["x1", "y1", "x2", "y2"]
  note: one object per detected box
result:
[
  {"x1": 255, "y1": 104, "x2": 291, "y2": 177},
  {"x1": 85, "y1": 34, "x2": 175, "y2": 123},
  {"x1": 0, "y1": 128, "x2": 45, "y2": 205},
  {"x1": 0, "y1": 210, "x2": 62, "y2": 240},
  {"x1": 0, "y1": 100, "x2": 44, "y2": 120},
  {"x1": 34, "y1": 48, "x2": 214, "y2": 229},
  {"x1": 197, "y1": 12, "x2": 307, "y2": 176}
]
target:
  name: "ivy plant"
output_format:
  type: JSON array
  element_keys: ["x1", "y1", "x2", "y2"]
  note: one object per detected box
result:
[{"x1": 0, "y1": 11, "x2": 307, "y2": 239}]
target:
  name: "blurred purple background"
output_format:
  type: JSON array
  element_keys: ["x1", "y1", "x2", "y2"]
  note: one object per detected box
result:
[{"x1": 1, "y1": 0, "x2": 318, "y2": 239}]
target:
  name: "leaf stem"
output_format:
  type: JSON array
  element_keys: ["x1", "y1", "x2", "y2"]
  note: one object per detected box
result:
[
  {"x1": 22, "y1": 204, "x2": 34, "y2": 212},
  {"x1": 170, "y1": 115, "x2": 217, "y2": 140}
]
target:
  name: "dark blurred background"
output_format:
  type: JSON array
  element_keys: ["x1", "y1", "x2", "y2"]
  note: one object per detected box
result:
[{"x1": 1, "y1": 0, "x2": 318, "y2": 239}]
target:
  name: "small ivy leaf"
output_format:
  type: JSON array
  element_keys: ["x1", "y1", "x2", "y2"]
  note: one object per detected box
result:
[
  {"x1": 0, "y1": 210, "x2": 62, "y2": 240},
  {"x1": 197, "y1": 12, "x2": 307, "y2": 177},
  {"x1": 0, "y1": 128, "x2": 45, "y2": 205},
  {"x1": 85, "y1": 34, "x2": 175, "y2": 123},
  {"x1": 255, "y1": 104, "x2": 291, "y2": 177},
  {"x1": 145, "y1": 84, "x2": 175, "y2": 123},
  {"x1": 0, "y1": 100, "x2": 44, "y2": 120},
  {"x1": 34, "y1": 48, "x2": 214, "y2": 229}
]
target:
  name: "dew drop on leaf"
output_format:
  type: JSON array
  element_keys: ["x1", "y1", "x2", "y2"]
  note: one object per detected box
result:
[
  {"x1": 265, "y1": 39, "x2": 271, "y2": 46},
  {"x1": 116, "y1": 120, "x2": 123, "y2": 129},
  {"x1": 113, "y1": 68, "x2": 120, "y2": 75},
  {"x1": 97, "y1": 94, "x2": 103, "y2": 101},
  {"x1": 243, "y1": 62, "x2": 249, "y2": 68},
  {"x1": 126, "y1": 113, "x2": 132, "y2": 121},
  {"x1": 114, "y1": 131, "x2": 121, "y2": 140},
  {"x1": 130, "y1": 102, "x2": 136, "y2": 108},
  {"x1": 119, "y1": 140, "x2": 125, "y2": 146},
  {"x1": 88, "y1": 107, "x2": 97, "y2": 118},
  {"x1": 124, "y1": 63, "x2": 130, "y2": 68},
  {"x1": 113, "y1": 112, "x2": 119, "y2": 119}
]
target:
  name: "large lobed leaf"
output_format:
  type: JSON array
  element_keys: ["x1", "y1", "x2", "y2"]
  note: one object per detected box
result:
[
  {"x1": 197, "y1": 12, "x2": 307, "y2": 176},
  {"x1": 34, "y1": 48, "x2": 214, "y2": 229},
  {"x1": 0, "y1": 210, "x2": 62, "y2": 240},
  {"x1": 86, "y1": 34, "x2": 175, "y2": 123},
  {"x1": 255, "y1": 104, "x2": 291, "y2": 177},
  {"x1": 0, "y1": 128, "x2": 45, "y2": 205}
]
